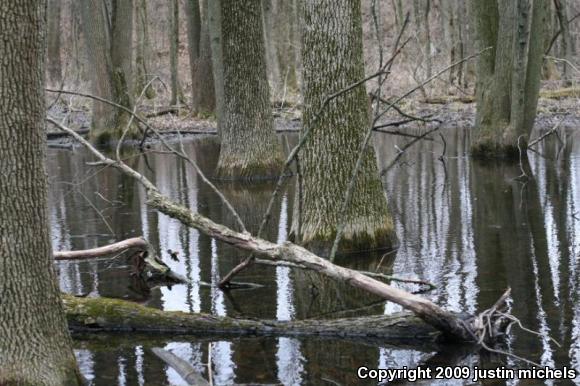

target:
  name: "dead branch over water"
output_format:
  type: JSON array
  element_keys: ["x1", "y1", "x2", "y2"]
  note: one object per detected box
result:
[{"x1": 49, "y1": 117, "x2": 514, "y2": 345}]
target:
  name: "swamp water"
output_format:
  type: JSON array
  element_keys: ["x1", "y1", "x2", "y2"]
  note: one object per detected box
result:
[{"x1": 48, "y1": 127, "x2": 580, "y2": 385}]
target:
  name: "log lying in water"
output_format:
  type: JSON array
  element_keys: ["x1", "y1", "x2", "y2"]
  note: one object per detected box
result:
[{"x1": 63, "y1": 295, "x2": 441, "y2": 342}]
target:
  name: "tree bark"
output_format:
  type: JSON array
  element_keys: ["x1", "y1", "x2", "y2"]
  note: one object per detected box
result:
[
  {"x1": 111, "y1": 0, "x2": 134, "y2": 98},
  {"x1": 0, "y1": 2, "x2": 82, "y2": 384},
  {"x1": 135, "y1": 0, "x2": 155, "y2": 99},
  {"x1": 262, "y1": 0, "x2": 282, "y2": 98},
  {"x1": 187, "y1": 0, "x2": 215, "y2": 115},
  {"x1": 471, "y1": 0, "x2": 548, "y2": 158},
  {"x1": 554, "y1": 0, "x2": 573, "y2": 79},
  {"x1": 47, "y1": 0, "x2": 62, "y2": 88},
  {"x1": 208, "y1": 0, "x2": 225, "y2": 130},
  {"x1": 170, "y1": 0, "x2": 180, "y2": 106},
  {"x1": 80, "y1": 0, "x2": 135, "y2": 144},
  {"x1": 292, "y1": 0, "x2": 396, "y2": 254},
  {"x1": 214, "y1": 0, "x2": 284, "y2": 179}
]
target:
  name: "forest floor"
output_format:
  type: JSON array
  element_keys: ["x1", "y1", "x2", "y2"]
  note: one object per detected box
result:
[{"x1": 45, "y1": 94, "x2": 580, "y2": 144}]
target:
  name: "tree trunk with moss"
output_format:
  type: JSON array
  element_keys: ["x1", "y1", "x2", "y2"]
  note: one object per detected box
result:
[
  {"x1": 0, "y1": 2, "x2": 82, "y2": 384},
  {"x1": 471, "y1": 0, "x2": 548, "y2": 158},
  {"x1": 291, "y1": 0, "x2": 395, "y2": 255},
  {"x1": 214, "y1": 0, "x2": 284, "y2": 180},
  {"x1": 80, "y1": 0, "x2": 136, "y2": 144}
]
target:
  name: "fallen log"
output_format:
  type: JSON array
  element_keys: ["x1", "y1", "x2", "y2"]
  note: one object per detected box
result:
[{"x1": 63, "y1": 295, "x2": 441, "y2": 342}]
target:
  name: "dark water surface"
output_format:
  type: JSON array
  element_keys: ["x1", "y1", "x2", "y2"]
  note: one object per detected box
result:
[{"x1": 47, "y1": 127, "x2": 580, "y2": 385}]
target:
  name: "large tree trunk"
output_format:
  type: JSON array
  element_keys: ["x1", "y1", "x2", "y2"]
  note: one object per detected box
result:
[
  {"x1": 187, "y1": 0, "x2": 215, "y2": 115},
  {"x1": 47, "y1": 0, "x2": 62, "y2": 88},
  {"x1": 0, "y1": 1, "x2": 82, "y2": 384},
  {"x1": 214, "y1": 0, "x2": 284, "y2": 180},
  {"x1": 471, "y1": 0, "x2": 548, "y2": 158},
  {"x1": 291, "y1": 0, "x2": 396, "y2": 254}
]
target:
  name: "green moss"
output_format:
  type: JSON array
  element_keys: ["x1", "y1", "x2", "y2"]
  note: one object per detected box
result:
[
  {"x1": 293, "y1": 224, "x2": 397, "y2": 258},
  {"x1": 214, "y1": 155, "x2": 285, "y2": 181},
  {"x1": 470, "y1": 140, "x2": 521, "y2": 160}
]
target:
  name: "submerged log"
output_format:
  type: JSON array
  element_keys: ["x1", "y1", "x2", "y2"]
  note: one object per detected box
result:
[{"x1": 63, "y1": 295, "x2": 441, "y2": 342}]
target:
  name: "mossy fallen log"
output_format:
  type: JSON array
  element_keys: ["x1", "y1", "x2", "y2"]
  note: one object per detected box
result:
[{"x1": 63, "y1": 295, "x2": 442, "y2": 343}]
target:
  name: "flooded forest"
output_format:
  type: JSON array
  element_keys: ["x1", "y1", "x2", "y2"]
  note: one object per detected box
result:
[{"x1": 3, "y1": 0, "x2": 580, "y2": 385}]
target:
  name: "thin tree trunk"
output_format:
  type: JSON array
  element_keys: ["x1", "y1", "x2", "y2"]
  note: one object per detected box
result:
[
  {"x1": 187, "y1": 0, "x2": 215, "y2": 115},
  {"x1": 135, "y1": 0, "x2": 155, "y2": 98},
  {"x1": 522, "y1": 0, "x2": 549, "y2": 132},
  {"x1": 0, "y1": 1, "x2": 82, "y2": 384},
  {"x1": 170, "y1": 0, "x2": 180, "y2": 106},
  {"x1": 47, "y1": 0, "x2": 63, "y2": 88},
  {"x1": 214, "y1": 0, "x2": 284, "y2": 179},
  {"x1": 80, "y1": 0, "x2": 135, "y2": 144},
  {"x1": 557, "y1": 0, "x2": 574, "y2": 78},
  {"x1": 185, "y1": 0, "x2": 201, "y2": 107},
  {"x1": 111, "y1": 0, "x2": 133, "y2": 93},
  {"x1": 292, "y1": 0, "x2": 396, "y2": 254},
  {"x1": 80, "y1": 0, "x2": 117, "y2": 136},
  {"x1": 208, "y1": 0, "x2": 225, "y2": 128},
  {"x1": 262, "y1": 0, "x2": 282, "y2": 99}
]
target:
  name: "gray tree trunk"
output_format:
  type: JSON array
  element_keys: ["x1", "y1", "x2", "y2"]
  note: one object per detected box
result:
[
  {"x1": 291, "y1": 0, "x2": 396, "y2": 254},
  {"x1": 170, "y1": 0, "x2": 180, "y2": 106},
  {"x1": 135, "y1": 0, "x2": 155, "y2": 98},
  {"x1": 47, "y1": 0, "x2": 63, "y2": 87},
  {"x1": 80, "y1": 0, "x2": 135, "y2": 144},
  {"x1": 471, "y1": 0, "x2": 548, "y2": 158},
  {"x1": 262, "y1": 0, "x2": 282, "y2": 98},
  {"x1": 214, "y1": 0, "x2": 284, "y2": 179},
  {"x1": 111, "y1": 0, "x2": 134, "y2": 95},
  {"x1": 187, "y1": 0, "x2": 215, "y2": 115},
  {"x1": 208, "y1": 0, "x2": 225, "y2": 128},
  {"x1": 0, "y1": 1, "x2": 82, "y2": 384}
]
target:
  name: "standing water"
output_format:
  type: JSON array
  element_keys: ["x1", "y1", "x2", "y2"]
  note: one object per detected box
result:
[{"x1": 48, "y1": 127, "x2": 580, "y2": 385}]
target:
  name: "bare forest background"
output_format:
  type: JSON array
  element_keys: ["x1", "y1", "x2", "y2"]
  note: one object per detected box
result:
[{"x1": 49, "y1": 0, "x2": 580, "y2": 114}]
